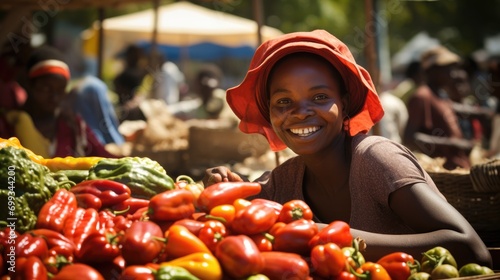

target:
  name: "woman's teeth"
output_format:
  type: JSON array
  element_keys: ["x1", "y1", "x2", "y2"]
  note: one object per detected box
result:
[{"x1": 290, "y1": 126, "x2": 320, "y2": 136}]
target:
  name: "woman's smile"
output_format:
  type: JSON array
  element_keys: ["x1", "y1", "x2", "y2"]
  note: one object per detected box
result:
[{"x1": 289, "y1": 126, "x2": 321, "y2": 137}]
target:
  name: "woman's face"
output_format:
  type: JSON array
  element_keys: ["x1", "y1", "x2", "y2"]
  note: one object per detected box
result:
[
  {"x1": 28, "y1": 74, "x2": 67, "y2": 116},
  {"x1": 268, "y1": 54, "x2": 346, "y2": 155}
]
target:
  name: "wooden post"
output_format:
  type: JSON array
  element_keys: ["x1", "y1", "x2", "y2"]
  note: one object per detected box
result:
[
  {"x1": 150, "y1": 0, "x2": 160, "y2": 61},
  {"x1": 364, "y1": 0, "x2": 381, "y2": 136},
  {"x1": 252, "y1": 0, "x2": 264, "y2": 46},
  {"x1": 97, "y1": 7, "x2": 105, "y2": 79}
]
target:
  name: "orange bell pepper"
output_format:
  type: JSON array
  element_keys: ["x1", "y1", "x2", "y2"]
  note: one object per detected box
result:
[
  {"x1": 160, "y1": 252, "x2": 222, "y2": 280},
  {"x1": 354, "y1": 262, "x2": 391, "y2": 280},
  {"x1": 164, "y1": 225, "x2": 211, "y2": 259}
]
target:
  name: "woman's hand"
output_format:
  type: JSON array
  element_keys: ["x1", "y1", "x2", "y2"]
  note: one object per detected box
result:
[{"x1": 202, "y1": 166, "x2": 244, "y2": 187}]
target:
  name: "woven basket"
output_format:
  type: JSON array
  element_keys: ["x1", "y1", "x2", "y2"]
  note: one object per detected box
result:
[
  {"x1": 426, "y1": 167, "x2": 500, "y2": 233},
  {"x1": 470, "y1": 159, "x2": 500, "y2": 193}
]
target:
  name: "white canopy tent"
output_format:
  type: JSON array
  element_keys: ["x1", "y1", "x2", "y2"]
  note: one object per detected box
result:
[{"x1": 82, "y1": 1, "x2": 283, "y2": 61}]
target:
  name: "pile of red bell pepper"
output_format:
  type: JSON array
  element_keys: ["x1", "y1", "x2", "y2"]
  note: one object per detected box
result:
[{"x1": 0, "y1": 178, "x2": 494, "y2": 279}]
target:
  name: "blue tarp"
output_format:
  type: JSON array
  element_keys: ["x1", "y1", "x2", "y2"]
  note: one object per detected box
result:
[{"x1": 135, "y1": 41, "x2": 256, "y2": 61}]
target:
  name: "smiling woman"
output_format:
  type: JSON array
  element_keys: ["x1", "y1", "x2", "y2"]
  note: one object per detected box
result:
[{"x1": 203, "y1": 29, "x2": 493, "y2": 268}]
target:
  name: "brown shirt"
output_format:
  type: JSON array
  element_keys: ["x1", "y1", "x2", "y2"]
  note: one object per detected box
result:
[{"x1": 254, "y1": 134, "x2": 445, "y2": 234}]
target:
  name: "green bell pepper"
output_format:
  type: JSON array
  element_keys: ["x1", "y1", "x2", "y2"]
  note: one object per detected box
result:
[
  {"x1": 155, "y1": 265, "x2": 200, "y2": 280},
  {"x1": 87, "y1": 157, "x2": 175, "y2": 199}
]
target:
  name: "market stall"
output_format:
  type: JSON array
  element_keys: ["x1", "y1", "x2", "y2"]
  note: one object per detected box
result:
[
  {"x1": 81, "y1": 1, "x2": 283, "y2": 63},
  {"x1": 1, "y1": 136, "x2": 499, "y2": 279}
]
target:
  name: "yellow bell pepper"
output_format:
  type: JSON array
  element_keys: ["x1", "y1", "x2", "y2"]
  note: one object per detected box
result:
[
  {"x1": 0, "y1": 137, "x2": 103, "y2": 171},
  {"x1": 0, "y1": 137, "x2": 45, "y2": 164},
  {"x1": 160, "y1": 252, "x2": 222, "y2": 280},
  {"x1": 42, "y1": 156, "x2": 104, "y2": 171}
]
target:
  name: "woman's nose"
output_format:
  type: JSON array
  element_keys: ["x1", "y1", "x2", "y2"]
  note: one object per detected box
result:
[{"x1": 291, "y1": 100, "x2": 314, "y2": 119}]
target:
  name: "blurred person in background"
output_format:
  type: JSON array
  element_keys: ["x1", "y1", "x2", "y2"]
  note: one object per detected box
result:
[
  {"x1": 65, "y1": 74, "x2": 125, "y2": 145},
  {"x1": 486, "y1": 55, "x2": 500, "y2": 158},
  {"x1": 173, "y1": 64, "x2": 237, "y2": 125},
  {"x1": 392, "y1": 61, "x2": 425, "y2": 106},
  {"x1": 146, "y1": 51, "x2": 187, "y2": 106},
  {"x1": 0, "y1": 45, "x2": 27, "y2": 138},
  {"x1": 113, "y1": 45, "x2": 148, "y2": 122},
  {"x1": 3, "y1": 45, "x2": 117, "y2": 158},
  {"x1": 404, "y1": 46, "x2": 477, "y2": 170},
  {"x1": 378, "y1": 88, "x2": 409, "y2": 144}
]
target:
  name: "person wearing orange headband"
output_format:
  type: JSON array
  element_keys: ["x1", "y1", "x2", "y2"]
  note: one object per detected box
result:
[
  {"x1": 203, "y1": 30, "x2": 491, "y2": 267},
  {"x1": 5, "y1": 46, "x2": 117, "y2": 158}
]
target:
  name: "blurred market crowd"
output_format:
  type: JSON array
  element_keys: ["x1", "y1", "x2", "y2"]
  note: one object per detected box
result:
[{"x1": 1, "y1": 31, "x2": 499, "y2": 180}]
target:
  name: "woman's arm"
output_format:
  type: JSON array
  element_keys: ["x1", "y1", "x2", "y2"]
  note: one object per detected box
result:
[{"x1": 351, "y1": 182, "x2": 491, "y2": 267}]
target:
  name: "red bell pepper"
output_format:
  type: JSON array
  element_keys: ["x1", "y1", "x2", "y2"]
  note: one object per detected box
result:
[
  {"x1": 259, "y1": 251, "x2": 310, "y2": 280},
  {"x1": 1, "y1": 226, "x2": 18, "y2": 267},
  {"x1": 164, "y1": 224, "x2": 211, "y2": 259},
  {"x1": 231, "y1": 203, "x2": 278, "y2": 235},
  {"x1": 308, "y1": 220, "x2": 353, "y2": 249},
  {"x1": 42, "y1": 254, "x2": 72, "y2": 275},
  {"x1": 120, "y1": 220, "x2": 165, "y2": 265},
  {"x1": 62, "y1": 207, "x2": 100, "y2": 253},
  {"x1": 76, "y1": 228, "x2": 121, "y2": 264},
  {"x1": 119, "y1": 265, "x2": 154, "y2": 280},
  {"x1": 310, "y1": 242, "x2": 346, "y2": 278},
  {"x1": 112, "y1": 215, "x2": 133, "y2": 233},
  {"x1": 51, "y1": 263, "x2": 105, "y2": 280},
  {"x1": 111, "y1": 197, "x2": 150, "y2": 215},
  {"x1": 11, "y1": 256, "x2": 47, "y2": 280},
  {"x1": 250, "y1": 198, "x2": 283, "y2": 216},
  {"x1": 0, "y1": 226, "x2": 18, "y2": 248},
  {"x1": 271, "y1": 219, "x2": 318, "y2": 256},
  {"x1": 91, "y1": 255, "x2": 126, "y2": 280},
  {"x1": 126, "y1": 206, "x2": 149, "y2": 222},
  {"x1": 277, "y1": 199, "x2": 313, "y2": 223},
  {"x1": 171, "y1": 218, "x2": 205, "y2": 236},
  {"x1": 30, "y1": 229, "x2": 75, "y2": 260},
  {"x1": 15, "y1": 232, "x2": 49, "y2": 260},
  {"x1": 198, "y1": 220, "x2": 228, "y2": 253},
  {"x1": 354, "y1": 262, "x2": 391, "y2": 280},
  {"x1": 197, "y1": 181, "x2": 262, "y2": 212},
  {"x1": 35, "y1": 189, "x2": 77, "y2": 233},
  {"x1": 75, "y1": 193, "x2": 102, "y2": 210},
  {"x1": 335, "y1": 271, "x2": 357, "y2": 280},
  {"x1": 0, "y1": 254, "x2": 3, "y2": 276},
  {"x1": 70, "y1": 179, "x2": 131, "y2": 209},
  {"x1": 148, "y1": 189, "x2": 195, "y2": 221},
  {"x1": 97, "y1": 209, "x2": 117, "y2": 230},
  {"x1": 376, "y1": 252, "x2": 419, "y2": 280},
  {"x1": 215, "y1": 235, "x2": 263, "y2": 279}
]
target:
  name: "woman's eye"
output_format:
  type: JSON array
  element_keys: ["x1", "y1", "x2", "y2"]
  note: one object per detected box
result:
[
  {"x1": 314, "y1": 94, "x2": 328, "y2": 101},
  {"x1": 276, "y1": 98, "x2": 291, "y2": 105}
]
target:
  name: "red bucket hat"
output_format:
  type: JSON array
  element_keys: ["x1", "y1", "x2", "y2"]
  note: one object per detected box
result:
[{"x1": 227, "y1": 29, "x2": 384, "y2": 151}]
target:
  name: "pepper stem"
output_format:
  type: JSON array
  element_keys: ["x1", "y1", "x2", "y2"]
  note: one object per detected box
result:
[
  {"x1": 203, "y1": 215, "x2": 227, "y2": 224},
  {"x1": 113, "y1": 206, "x2": 131, "y2": 215},
  {"x1": 349, "y1": 266, "x2": 368, "y2": 279},
  {"x1": 176, "y1": 175, "x2": 195, "y2": 184}
]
